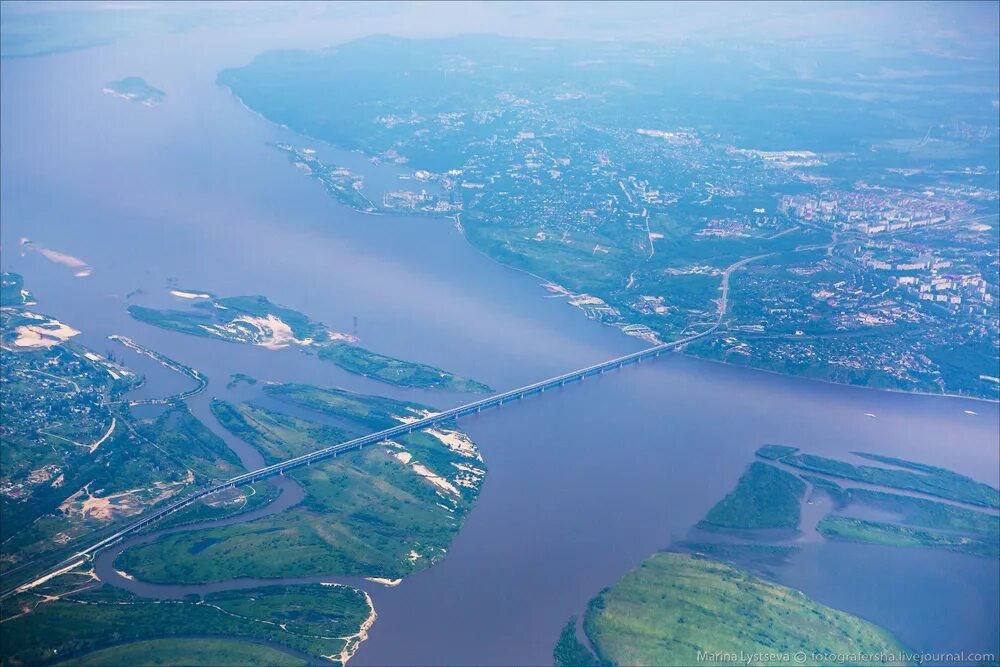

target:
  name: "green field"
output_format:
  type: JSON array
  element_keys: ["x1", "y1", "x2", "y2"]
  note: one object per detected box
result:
[
  {"x1": 576, "y1": 552, "x2": 908, "y2": 667},
  {"x1": 697, "y1": 462, "x2": 806, "y2": 531},
  {"x1": 0, "y1": 581, "x2": 370, "y2": 666},
  {"x1": 60, "y1": 638, "x2": 306, "y2": 667},
  {"x1": 116, "y1": 393, "x2": 485, "y2": 583}
]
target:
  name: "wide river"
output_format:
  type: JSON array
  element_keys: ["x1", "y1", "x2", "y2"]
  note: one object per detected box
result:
[{"x1": 2, "y1": 15, "x2": 997, "y2": 666}]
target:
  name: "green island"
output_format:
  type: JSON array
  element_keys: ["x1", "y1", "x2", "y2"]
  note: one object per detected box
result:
[
  {"x1": 226, "y1": 372, "x2": 257, "y2": 389},
  {"x1": 815, "y1": 488, "x2": 999, "y2": 558},
  {"x1": 745, "y1": 445, "x2": 1000, "y2": 558},
  {"x1": 816, "y1": 517, "x2": 998, "y2": 559},
  {"x1": 102, "y1": 77, "x2": 165, "y2": 106},
  {"x1": 1, "y1": 284, "x2": 243, "y2": 584},
  {"x1": 114, "y1": 384, "x2": 486, "y2": 583},
  {"x1": 0, "y1": 577, "x2": 372, "y2": 666},
  {"x1": 697, "y1": 462, "x2": 806, "y2": 531},
  {"x1": 556, "y1": 552, "x2": 908, "y2": 667},
  {"x1": 774, "y1": 451, "x2": 999, "y2": 509},
  {"x1": 129, "y1": 293, "x2": 491, "y2": 392}
]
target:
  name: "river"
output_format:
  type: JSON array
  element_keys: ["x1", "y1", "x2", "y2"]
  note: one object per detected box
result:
[{"x1": 1, "y1": 14, "x2": 997, "y2": 666}]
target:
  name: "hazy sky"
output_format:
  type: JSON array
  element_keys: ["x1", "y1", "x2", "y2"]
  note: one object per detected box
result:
[{"x1": 2, "y1": 1, "x2": 998, "y2": 60}]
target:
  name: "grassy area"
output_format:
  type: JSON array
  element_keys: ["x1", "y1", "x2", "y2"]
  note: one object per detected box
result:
[
  {"x1": 0, "y1": 581, "x2": 370, "y2": 666},
  {"x1": 59, "y1": 638, "x2": 306, "y2": 667},
  {"x1": 697, "y1": 462, "x2": 806, "y2": 531},
  {"x1": 318, "y1": 342, "x2": 491, "y2": 392},
  {"x1": 115, "y1": 394, "x2": 485, "y2": 583},
  {"x1": 211, "y1": 400, "x2": 351, "y2": 463},
  {"x1": 817, "y1": 516, "x2": 999, "y2": 558},
  {"x1": 580, "y1": 552, "x2": 908, "y2": 667},
  {"x1": 776, "y1": 452, "x2": 999, "y2": 509},
  {"x1": 263, "y1": 382, "x2": 428, "y2": 430}
]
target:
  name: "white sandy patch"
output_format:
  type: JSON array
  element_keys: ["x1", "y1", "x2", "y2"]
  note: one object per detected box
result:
[
  {"x1": 336, "y1": 589, "x2": 377, "y2": 665},
  {"x1": 202, "y1": 315, "x2": 315, "y2": 349},
  {"x1": 364, "y1": 577, "x2": 402, "y2": 587},
  {"x1": 540, "y1": 281, "x2": 572, "y2": 297},
  {"x1": 238, "y1": 315, "x2": 303, "y2": 349},
  {"x1": 60, "y1": 476, "x2": 188, "y2": 523},
  {"x1": 411, "y1": 463, "x2": 461, "y2": 496},
  {"x1": 407, "y1": 550, "x2": 422, "y2": 562},
  {"x1": 569, "y1": 293, "x2": 606, "y2": 307},
  {"x1": 14, "y1": 559, "x2": 87, "y2": 595},
  {"x1": 425, "y1": 427, "x2": 481, "y2": 460},
  {"x1": 451, "y1": 462, "x2": 486, "y2": 476},
  {"x1": 329, "y1": 331, "x2": 360, "y2": 343},
  {"x1": 392, "y1": 450, "x2": 413, "y2": 465},
  {"x1": 13, "y1": 318, "x2": 81, "y2": 348},
  {"x1": 394, "y1": 408, "x2": 436, "y2": 425},
  {"x1": 35, "y1": 247, "x2": 92, "y2": 277},
  {"x1": 169, "y1": 290, "x2": 211, "y2": 299}
]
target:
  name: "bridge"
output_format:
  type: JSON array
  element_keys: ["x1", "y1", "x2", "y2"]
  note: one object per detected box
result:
[{"x1": 2, "y1": 325, "x2": 718, "y2": 599}]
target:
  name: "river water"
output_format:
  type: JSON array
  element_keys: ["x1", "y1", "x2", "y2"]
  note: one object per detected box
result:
[{"x1": 1, "y1": 15, "x2": 997, "y2": 666}]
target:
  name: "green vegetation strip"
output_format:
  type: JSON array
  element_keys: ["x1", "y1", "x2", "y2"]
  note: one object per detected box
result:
[
  {"x1": 817, "y1": 516, "x2": 999, "y2": 558},
  {"x1": 1, "y1": 582, "x2": 370, "y2": 666}
]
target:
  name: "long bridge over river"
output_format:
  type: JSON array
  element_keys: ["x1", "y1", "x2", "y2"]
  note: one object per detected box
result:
[{"x1": 3, "y1": 325, "x2": 719, "y2": 599}]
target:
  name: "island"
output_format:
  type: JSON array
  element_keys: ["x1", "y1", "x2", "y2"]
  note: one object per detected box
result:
[
  {"x1": 554, "y1": 553, "x2": 908, "y2": 667},
  {"x1": 554, "y1": 447, "x2": 998, "y2": 665},
  {"x1": 128, "y1": 292, "x2": 491, "y2": 392},
  {"x1": 102, "y1": 77, "x2": 165, "y2": 106}
]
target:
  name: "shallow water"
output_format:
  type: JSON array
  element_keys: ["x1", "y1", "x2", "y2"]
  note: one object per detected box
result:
[{"x1": 1, "y1": 18, "x2": 997, "y2": 666}]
